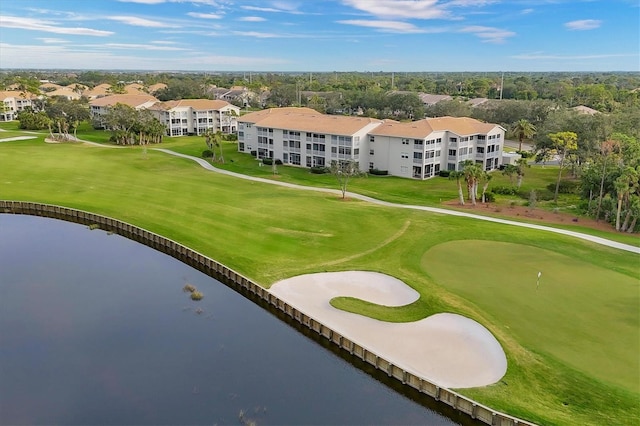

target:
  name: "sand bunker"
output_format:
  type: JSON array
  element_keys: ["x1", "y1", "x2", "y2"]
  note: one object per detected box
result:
[{"x1": 269, "y1": 271, "x2": 507, "y2": 389}]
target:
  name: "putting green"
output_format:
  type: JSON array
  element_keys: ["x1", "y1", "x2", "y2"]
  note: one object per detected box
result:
[{"x1": 422, "y1": 240, "x2": 639, "y2": 393}]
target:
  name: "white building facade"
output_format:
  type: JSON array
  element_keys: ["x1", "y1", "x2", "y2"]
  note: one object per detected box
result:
[
  {"x1": 149, "y1": 99, "x2": 240, "y2": 136},
  {"x1": 238, "y1": 108, "x2": 505, "y2": 179},
  {"x1": 0, "y1": 91, "x2": 35, "y2": 121},
  {"x1": 368, "y1": 117, "x2": 505, "y2": 179},
  {"x1": 90, "y1": 96, "x2": 240, "y2": 136},
  {"x1": 237, "y1": 107, "x2": 382, "y2": 169}
]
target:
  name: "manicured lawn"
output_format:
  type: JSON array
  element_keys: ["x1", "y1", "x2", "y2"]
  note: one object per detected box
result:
[{"x1": 1, "y1": 124, "x2": 638, "y2": 425}]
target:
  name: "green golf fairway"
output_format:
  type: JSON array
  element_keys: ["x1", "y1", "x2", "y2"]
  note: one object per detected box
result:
[
  {"x1": 423, "y1": 240, "x2": 639, "y2": 392},
  {"x1": 1, "y1": 133, "x2": 638, "y2": 425}
]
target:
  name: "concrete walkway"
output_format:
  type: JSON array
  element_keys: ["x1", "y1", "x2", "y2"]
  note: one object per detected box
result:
[
  {"x1": 153, "y1": 148, "x2": 640, "y2": 254},
  {"x1": 0, "y1": 136, "x2": 36, "y2": 143}
]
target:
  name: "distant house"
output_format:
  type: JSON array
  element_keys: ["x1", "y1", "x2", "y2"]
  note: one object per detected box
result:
[
  {"x1": 89, "y1": 94, "x2": 159, "y2": 127},
  {"x1": 572, "y1": 105, "x2": 600, "y2": 115},
  {"x1": 148, "y1": 83, "x2": 167, "y2": 94},
  {"x1": 45, "y1": 87, "x2": 82, "y2": 101},
  {"x1": 237, "y1": 107, "x2": 505, "y2": 179},
  {"x1": 208, "y1": 86, "x2": 257, "y2": 106},
  {"x1": 0, "y1": 91, "x2": 35, "y2": 121},
  {"x1": 467, "y1": 98, "x2": 489, "y2": 107},
  {"x1": 84, "y1": 83, "x2": 112, "y2": 99},
  {"x1": 148, "y1": 99, "x2": 240, "y2": 136},
  {"x1": 124, "y1": 83, "x2": 146, "y2": 95},
  {"x1": 419, "y1": 94, "x2": 453, "y2": 106}
]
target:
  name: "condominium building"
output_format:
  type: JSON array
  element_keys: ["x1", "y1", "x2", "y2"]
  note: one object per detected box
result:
[
  {"x1": 0, "y1": 91, "x2": 35, "y2": 121},
  {"x1": 90, "y1": 94, "x2": 159, "y2": 128},
  {"x1": 90, "y1": 95, "x2": 240, "y2": 136},
  {"x1": 368, "y1": 116, "x2": 505, "y2": 179},
  {"x1": 237, "y1": 107, "x2": 504, "y2": 179},
  {"x1": 237, "y1": 107, "x2": 383, "y2": 168},
  {"x1": 148, "y1": 99, "x2": 240, "y2": 136}
]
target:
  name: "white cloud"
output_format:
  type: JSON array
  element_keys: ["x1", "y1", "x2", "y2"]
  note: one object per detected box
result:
[
  {"x1": 108, "y1": 15, "x2": 176, "y2": 27},
  {"x1": 118, "y1": 0, "x2": 222, "y2": 4},
  {"x1": 459, "y1": 25, "x2": 515, "y2": 43},
  {"x1": 187, "y1": 12, "x2": 223, "y2": 19},
  {"x1": 564, "y1": 19, "x2": 601, "y2": 30},
  {"x1": 337, "y1": 19, "x2": 428, "y2": 33},
  {"x1": 340, "y1": 0, "x2": 448, "y2": 20},
  {"x1": 101, "y1": 43, "x2": 189, "y2": 51},
  {"x1": 239, "y1": 16, "x2": 266, "y2": 22},
  {"x1": 0, "y1": 15, "x2": 113, "y2": 36},
  {"x1": 521, "y1": 8, "x2": 534, "y2": 14},
  {"x1": 241, "y1": 5, "x2": 303, "y2": 14},
  {"x1": 36, "y1": 37, "x2": 70, "y2": 43},
  {"x1": 232, "y1": 31, "x2": 283, "y2": 38},
  {"x1": 0, "y1": 42, "x2": 286, "y2": 70}
]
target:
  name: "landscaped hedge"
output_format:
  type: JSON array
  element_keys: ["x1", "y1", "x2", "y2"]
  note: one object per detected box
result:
[
  {"x1": 438, "y1": 170, "x2": 450, "y2": 177},
  {"x1": 492, "y1": 185, "x2": 520, "y2": 195},
  {"x1": 369, "y1": 169, "x2": 389, "y2": 176},
  {"x1": 548, "y1": 180, "x2": 580, "y2": 194},
  {"x1": 262, "y1": 158, "x2": 273, "y2": 165},
  {"x1": 310, "y1": 166, "x2": 329, "y2": 174}
]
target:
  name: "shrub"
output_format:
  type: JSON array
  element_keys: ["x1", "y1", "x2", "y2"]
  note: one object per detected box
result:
[
  {"x1": 438, "y1": 170, "x2": 450, "y2": 177},
  {"x1": 548, "y1": 180, "x2": 580, "y2": 194},
  {"x1": 190, "y1": 291, "x2": 204, "y2": 301},
  {"x1": 369, "y1": 169, "x2": 389, "y2": 176},
  {"x1": 310, "y1": 166, "x2": 329, "y2": 174},
  {"x1": 517, "y1": 188, "x2": 554, "y2": 201},
  {"x1": 483, "y1": 191, "x2": 496, "y2": 202},
  {"x1": 202, "y1": 149, "x2": 213, "y2": 159},
  {"x1": 492, "y1": 185, "x2": 519, "y2": 195},
  {"x1": 183, "y1": 283, "x2": 196, "y2": 293},
  {"x1": 262, "y1": 158, "x2": 273, "y2": 165},
  {"x1": 275, "y1": 159, "x2": 283, "y2": 165}
]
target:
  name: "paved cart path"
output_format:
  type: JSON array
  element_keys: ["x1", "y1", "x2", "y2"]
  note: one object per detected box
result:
[{"x1": 153, "y1": 148, "x2": 640, "y2": 254}]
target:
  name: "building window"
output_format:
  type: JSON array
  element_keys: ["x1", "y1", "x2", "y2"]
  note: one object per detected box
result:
[
  {"x1": 369, "y1": 162, "x2": 374, "y2": 169},
  {"x1": 448, "y1": 149, "x2": 456, "y2": 156},
  {"x1": 450, "y1": 137, "x2": 457, "y2": 143},
  {"x1": 369, "y1": 136, "x2": 375, "y2": 142},
  {"x1": 369, "y1": 149, "x2": 374, "y2": 155},
  {"x1": 402, "y1": 138, "x2": 410, "y2": 145},
  {"x1": 401, "y1": 152, "x2": 409, "y2": 159},
  {"x1": 447, "y1": 163, "x2": 456, "y2": 171},
  {"x1": 413, "y1": 152, "x2": 423, "y2": 159},
  {"x1": 477, "y1": 147, "x2": 484, "y2": 153}
]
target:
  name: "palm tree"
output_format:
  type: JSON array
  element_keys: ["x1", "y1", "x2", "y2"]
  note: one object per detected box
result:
[
  {"x1": 549, "y1": 131, "x2": 578, "y2": 203},
  {"x1": 502, "y1": 164, "x2": 518, "y2": 186},
  {"x1": 614, "y1": 167, "x2": 637, "y2": 231},
  {"x1": 449, "y1": 170, "x2": 465, "y2": 205},
  {"x1": 462, "y1": 160, "x2": 482, "y2": 205},
  {"x1": 512, "y1": 119, "x2": 536, "y2": 152},
  {"x1": 593, "y1": 139, "x2": 620, "y2": 221},
  {"x1": 515, "y1": 157, "x2": 530, "y2": 189},
  {"x1": 480, "y1": 171, "x2": 493, "y2": 203}
]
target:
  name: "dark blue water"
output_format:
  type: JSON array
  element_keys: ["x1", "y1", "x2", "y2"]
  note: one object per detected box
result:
[{"x1": 0, "y1": 214, "x2": 462, "y2": 425}]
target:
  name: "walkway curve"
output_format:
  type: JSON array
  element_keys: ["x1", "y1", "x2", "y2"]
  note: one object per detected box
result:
[{"x1": 154, "y1": 148, "x2": 639, "y2": 254}]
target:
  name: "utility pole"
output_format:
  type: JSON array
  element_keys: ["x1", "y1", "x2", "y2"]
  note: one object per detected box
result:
[{"x1": 499, "y1": 72, "x2": 504, "y2": 100}]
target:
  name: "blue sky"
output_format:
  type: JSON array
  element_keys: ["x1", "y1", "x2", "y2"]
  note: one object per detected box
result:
[{"x1": 0, "y1": 0, "x2": 638, "y2": 72}]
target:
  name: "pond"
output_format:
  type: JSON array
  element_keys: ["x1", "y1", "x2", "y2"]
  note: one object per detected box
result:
[{"x1": 0, "y1": 214, "x2": 465, "y2": 425}]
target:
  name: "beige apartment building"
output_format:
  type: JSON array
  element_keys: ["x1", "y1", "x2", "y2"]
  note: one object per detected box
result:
[
  {"x1": 0, "y1": 91, "x2": 35, "y2": 121},
  {"x1": 237, "y1": 107, "x2": 504, "y2": 179},
  {"x1": 89, "y1": 95, "x2": 240, "y2": 136}
]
